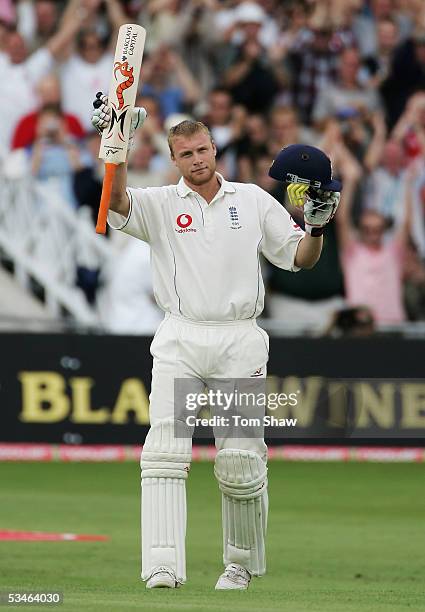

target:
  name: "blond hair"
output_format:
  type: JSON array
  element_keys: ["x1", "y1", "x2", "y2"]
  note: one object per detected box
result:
[{"x1": 168, "y1": 120, "x2": 213, "y2": 156}]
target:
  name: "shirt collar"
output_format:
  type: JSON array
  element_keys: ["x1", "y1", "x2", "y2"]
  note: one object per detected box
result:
[{"x1": 176, "y1": 172, "x2": 236, "y2": 199}]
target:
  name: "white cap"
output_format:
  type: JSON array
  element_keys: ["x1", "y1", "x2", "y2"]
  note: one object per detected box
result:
[{"x1": 235, "y1": 2, "x2": 265, "y2": 25}]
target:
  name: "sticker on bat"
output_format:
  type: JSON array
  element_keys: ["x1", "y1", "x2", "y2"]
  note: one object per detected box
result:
[
  {"x1": 105, "y1": 108, "x2": 128, "y2": 142},
  {"x1": 114, "y1": 61, "x2": 134, "y2": 110}
]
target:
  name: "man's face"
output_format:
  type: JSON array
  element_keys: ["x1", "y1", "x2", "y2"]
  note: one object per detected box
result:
[
  {"x1": 382, "y1": 140, "x2": 404, "y2": 173},
  {"x1": 137, "y1": 96, "x2": 161, "y2": 127},
  {"x1": 82, "y1": 0, "x2": 103, "y2": 12},
  {"x1": 171, "y1": 131, "x2": 217, "y2": 185},
  {"x1": 208, "y1": 92, "x2": 232, "y2": 125},
  {"x1": 79, "y1": 33, "x2": 103, "y2": 64},
  {"x1": 37, "y1": 75, "x2": 61, "y2": 106},
  {"x1": 339, "y1": 49, "x2": 360, "y2": 84},
  {"x1": 35, "y1": 1, "x2": 57, "y2": 35},
  {"x1": 6, "y1": 32, "x2": 27, "y2": 64},
  {"x1": 372, "y1": 0, "x2": 393, "y2": 19},
  {"x1": 313, "y1": 29, "x2": 332, "y2": 52},
  {"x1": 377, "y1": 21, "x2": 398, "y2": 53},
  {"x1": 359, "y1": 212, "x2": 386, "y2": 247},
  {"x1": 246, "y1": 114, "x2": 267, "y2": 144},
  {"x1": 271, "y1": 110, "x2": 298, "y2": 143},
  {"x1": 240, "y1": 21, "x2": 262, "y2": 42},
  {"x1": 36, "y1": 111, "x2": 64, "y2": 141}
]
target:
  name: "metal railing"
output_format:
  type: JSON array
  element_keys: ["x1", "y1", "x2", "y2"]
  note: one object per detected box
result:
[{"x1": 0, "y1": 176, "x2": 114, "y2": 328}]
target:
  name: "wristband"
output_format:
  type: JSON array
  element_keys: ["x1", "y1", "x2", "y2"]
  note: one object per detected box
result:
[{"x1": 304, "y1": 224, "x2": 324, "y2": 237}]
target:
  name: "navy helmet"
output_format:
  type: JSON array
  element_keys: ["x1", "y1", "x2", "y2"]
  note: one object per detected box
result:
[{"x1": 269, "y1": 144, "x2": 342, "y2": 192}]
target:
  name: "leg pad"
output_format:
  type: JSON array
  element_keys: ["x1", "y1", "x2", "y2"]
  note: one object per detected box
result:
[
  {"x1": 214, "y1": 449, "x2": 268, "y2": 576},
  {"x1": 141, "y1": 420, "x2": 191, "y2": 583}
]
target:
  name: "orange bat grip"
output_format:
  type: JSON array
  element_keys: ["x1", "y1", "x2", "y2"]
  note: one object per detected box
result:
[{"x1": 96, "y1": 163, "x2": 117, "y2": 234}]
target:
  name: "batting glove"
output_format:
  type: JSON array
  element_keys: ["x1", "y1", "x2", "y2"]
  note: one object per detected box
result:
[
  {"x1": 91, "y1": 91, "x2": 147, "y2": 153},
  {"x1": 287, "y1": 183, "x2": 340, "y2": 236}
]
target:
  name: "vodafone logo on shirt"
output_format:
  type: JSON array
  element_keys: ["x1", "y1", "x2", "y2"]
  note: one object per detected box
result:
[
  {"x1": 175, "y1": 214, "x2": 197, "y2": 233},
  {"x1": 177, "y1": 214, "x2": 192, "y2": 228}
]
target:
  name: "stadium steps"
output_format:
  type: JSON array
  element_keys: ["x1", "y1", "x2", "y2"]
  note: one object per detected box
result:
[{"x1": 0, "y1": 267, "x2": 61, "y2": 331}]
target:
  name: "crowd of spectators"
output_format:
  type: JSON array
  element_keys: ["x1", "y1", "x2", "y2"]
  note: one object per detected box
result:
[{"x1": 1, "y1": 0, "x2": 425, "y2": 333}]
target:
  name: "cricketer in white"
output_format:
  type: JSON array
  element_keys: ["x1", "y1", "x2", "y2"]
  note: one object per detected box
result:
[{"x1": 92, "y1": 102, "x2": 325, "y2": 590}]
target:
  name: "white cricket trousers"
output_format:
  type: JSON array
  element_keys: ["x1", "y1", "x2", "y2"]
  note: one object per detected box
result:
[
  {"x1": 149, "y1": 312, "x2": 269, "y2": 459},
  {"x1": 141, "y1": 313, "x2": 269, "y2": 582}
]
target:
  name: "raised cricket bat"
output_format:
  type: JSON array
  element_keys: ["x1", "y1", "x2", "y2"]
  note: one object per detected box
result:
[{"x1": 95, "y1": 23, "x2": 146, "y2": 234}]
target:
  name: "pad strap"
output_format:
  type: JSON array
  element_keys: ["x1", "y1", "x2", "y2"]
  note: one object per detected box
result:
[{"x1": 141, "y1": 419, "x2": 191, "y2": 479}]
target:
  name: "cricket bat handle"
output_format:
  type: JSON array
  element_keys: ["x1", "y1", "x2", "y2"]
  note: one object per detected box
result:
[{"x1": 96, "y1": 163, "x2": 117, "y2": 234}]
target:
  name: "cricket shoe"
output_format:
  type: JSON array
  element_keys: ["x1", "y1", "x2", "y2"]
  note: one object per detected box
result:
[
  {"x1": 215, "y1": 563, "x2": 251, "y2": 590},
  {"x1": 145, "y1": 566, "x2": 180, "y2": 589}
]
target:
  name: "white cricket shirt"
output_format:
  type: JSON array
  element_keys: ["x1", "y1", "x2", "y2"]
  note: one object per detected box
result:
[
  {"x1": 108, "y1": 173, "x2": 304, "y2": 321},
  {"x1": 0, "y1": 48, "x2": 53, "y2": 155},
  {"x1": 60, "y1": 53, "x2": 112, "y2": 130}
]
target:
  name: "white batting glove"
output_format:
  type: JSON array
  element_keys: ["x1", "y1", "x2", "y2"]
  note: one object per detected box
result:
[
  {"x1": 287, "y1": 183, "x2": 340, "y2": 236},
  {"x1": 91, "y1": 92, "x2": 147, "y2": 153},
  {"x1": 91, "y1": 93, "x2": 110, "y2": 134},
  {"x1": 303, "y1": 188, "x2": 340, "y2": 236}
]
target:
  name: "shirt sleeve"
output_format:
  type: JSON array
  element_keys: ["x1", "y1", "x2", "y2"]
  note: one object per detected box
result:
[
  {"x1": 107, "y1": 186, "x2": 163, "y2": 243},
  {"x1": 259, "y1": 188, "x2": 305, "y2": 272}
]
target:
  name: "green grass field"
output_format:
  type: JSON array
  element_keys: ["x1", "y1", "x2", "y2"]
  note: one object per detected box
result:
[{"x1": 0, "y1": 460, "x2": 424, "y2": 612}]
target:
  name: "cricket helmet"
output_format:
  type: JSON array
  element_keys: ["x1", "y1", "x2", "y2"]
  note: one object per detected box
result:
[{"x1": 269, "y1": 144, "x2": 342, "y2": 192}]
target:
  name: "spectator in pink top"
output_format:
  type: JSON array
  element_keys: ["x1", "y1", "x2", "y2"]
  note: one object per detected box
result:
[{"x1": 336, "y1": 161, "x2": 414, "y2": 324}]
